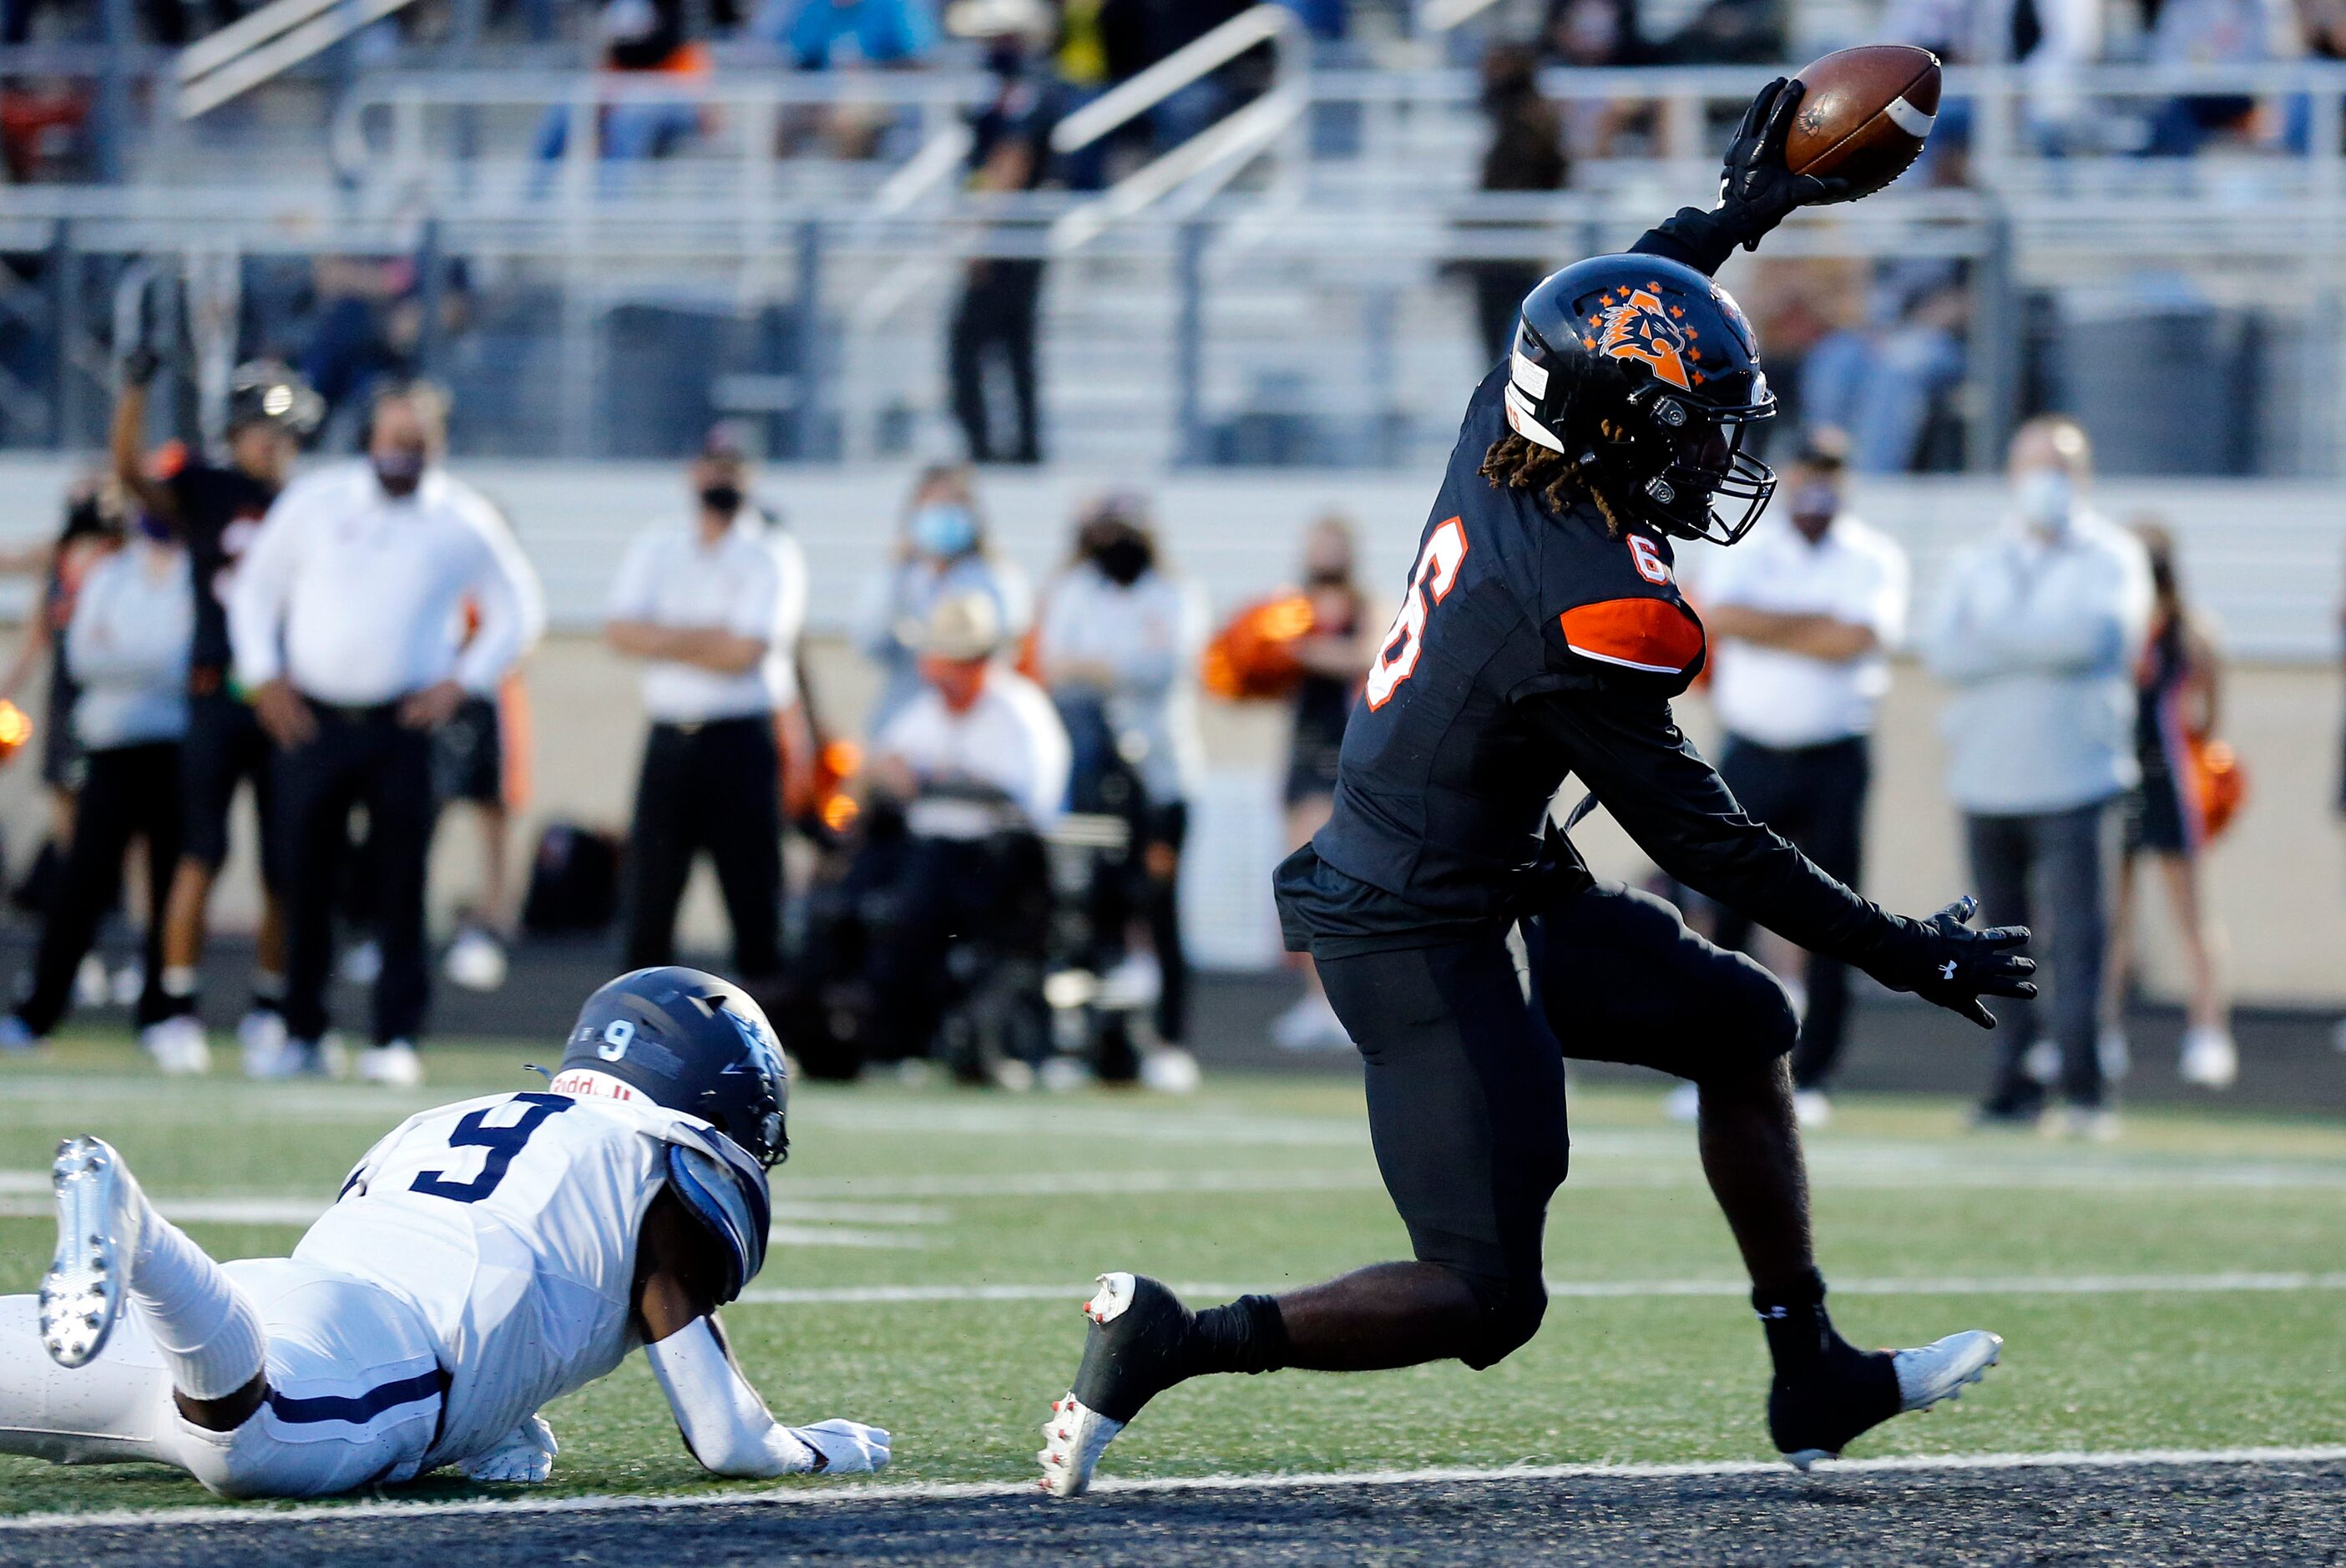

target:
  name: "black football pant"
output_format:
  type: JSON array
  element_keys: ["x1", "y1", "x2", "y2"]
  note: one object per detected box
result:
[
  {"x1": 1711, "y1": 734, "x2": 1870, "y2": 1092},
  {"x1": 948, "y1": 259, "x2": 1044, "y2": 464},
  {"x1": 1966, "y1": 801, "x2": 2117, "y2": 1112},
  {"x1": 18, "y1": 742, "x2": 179, "y2": 1034},
  {"x1": 1311, "y1": 882, "x2": 1797, "y2": 1365},
  {"x1": 623, "y1": 716, "x2": 782, "y2": 981},
  {"x1": 273, "y1": 703, "x2": 435, "y2": 1047}
]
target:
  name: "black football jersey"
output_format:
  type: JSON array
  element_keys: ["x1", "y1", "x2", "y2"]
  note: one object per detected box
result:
[
  {"x1": 168, "y1": 461, "x2": 276, "y2": 684},
  {"x1": 1285, "y1": 366, "x2": 1900, "y2": 971}
]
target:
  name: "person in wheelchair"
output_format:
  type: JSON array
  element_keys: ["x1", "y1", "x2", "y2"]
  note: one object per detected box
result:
[{"x1": 820, "y1": 593, "x2": 1071, "y2": 1080}]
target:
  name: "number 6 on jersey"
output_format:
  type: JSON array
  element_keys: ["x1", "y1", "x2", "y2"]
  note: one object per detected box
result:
[{"x1": 1365, "y1": 518, "x2": 1468, "y2": 709}]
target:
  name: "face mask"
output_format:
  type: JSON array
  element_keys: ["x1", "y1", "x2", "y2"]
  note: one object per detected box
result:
[
  {"x1": 2015, "y1": 468, "x2": 2073, "y2": 532},
  {"x1": 373, "y1": 451, "x2": 426, "y2": 497},
  {"x1": 1094, "y1": 536, "x2": 1151, "y2": 587},
  {"x1": 909, "y1": 503, "x2": 978, "y2": 559},
  {"x1": 700, "y1": 483, "x2": 743, "y2": 516}
]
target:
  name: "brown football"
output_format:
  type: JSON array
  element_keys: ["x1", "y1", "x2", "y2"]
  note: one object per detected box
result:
[{"x1": 1782, "y1": 44, "x2": 1941, "y2": 202}]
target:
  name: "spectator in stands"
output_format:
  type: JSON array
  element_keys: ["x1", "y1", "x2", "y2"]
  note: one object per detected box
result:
[
  {"x1": 765, "y1": 0, "x2": 935, "y2": 66},
  {"x1": 1798, "y1": 270, "x2": 1969, "y2": 473},
  {"x1": 853, "y1": 463, "x2": 1031, "y2": 734},
  {"x1": 1463, "y1": 41, "x2": 1569, "y2": 364},
  {"x1": 1035, "y1": 493, "x2": 1205, "y2": 1052},
  {"x1": 1922, "y1": 415, "x2": 2151, "y2": 1136},
  {"x1": 0, "y1": 481, "x2": 121, "y2": 858},
  {"x1": 230, "y1": 382, "x2": 544, "y2": 1089},
  {"x1": 532, "y1": 0, "x2": 711, "y2": 184},
  {"x1": 605, "y1": 430, "x2": 803, "y2": 985},
  {"x1": 2105, "y1": 520, "x2": 2237, "y2": 1088},
  {"x1": 2141, "y1": 0, "x2": 2287, "y2": 156},
  {"x1": 948, "y1": 0, "x2": 1062, "y2": 466},
  {"x1": 0, "y1": 503, "x2": 190, "y2": 1059},
  {"x1": 859, "y1": 590, "x2": 1070, "y2": 1063},
  {"x1": 1679, "y1": 428, "x2": 1909, "y2": 1129},
  {"x1": 1271, "y1": 514, "x2": 1380, "y2": 1053}
]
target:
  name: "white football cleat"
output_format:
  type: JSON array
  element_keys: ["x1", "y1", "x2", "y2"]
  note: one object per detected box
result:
[
  {"x1": 38, "y1": 1137, "x2": 144, "y2": 1368},
  {"x1": 443, "y1": 927, "x2": 509, "y2": 994},
  {"x1": 140, "y1": 1015, "x2": 212, "y2": 1077},
  {"x1": 1039, "y1": 1392, "x2": 1125, "y2": 1499},
  {"x1": 1040, "y1": 1272, "x2": 1176, "y2": 1499},
  {"x1": 1893, "y1": 1329, "x2": 2004, "y2": 1416}
]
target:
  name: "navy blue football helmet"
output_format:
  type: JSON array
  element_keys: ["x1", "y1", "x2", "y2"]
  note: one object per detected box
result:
[
  {"x1": 1504, "y1": 253, "x2": 1777, "y2": 546},
  {"x1": 559, "y1": 967, "x2": 789, "y2": 1167}
]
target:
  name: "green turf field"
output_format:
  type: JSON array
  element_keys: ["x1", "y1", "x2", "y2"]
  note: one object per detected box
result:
[{"x1": 2, "y1": 1034, "x2": 2343, "y2": 1516}]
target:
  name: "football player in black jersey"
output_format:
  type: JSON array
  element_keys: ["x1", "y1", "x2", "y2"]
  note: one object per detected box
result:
[
  {"x1": 110, "y1": 351, "x2": 322, "y2": 1075},
  {"x1": 1039, "y1": 81, "x2": 2037, "y2": 1495}
]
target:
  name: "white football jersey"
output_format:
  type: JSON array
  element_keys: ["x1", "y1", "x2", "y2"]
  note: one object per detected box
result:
[{"x1": 293, "y1": 1088, "x2": 729, "y2": 1468}]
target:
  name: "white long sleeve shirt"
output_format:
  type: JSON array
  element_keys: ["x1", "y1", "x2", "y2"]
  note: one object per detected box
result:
[
  {"x1": 1034, "y1": 563, "x2": 1207, "y2": 804},
  {"x1": 67, "y1": 539, "x2": 194, "y2": 750},
  {"x1": 230, "y1": 463, "x2": 545, "y2": 706},
  {"x1": 1921, "y1": 508, "x2": 2153, "y2": 816}
]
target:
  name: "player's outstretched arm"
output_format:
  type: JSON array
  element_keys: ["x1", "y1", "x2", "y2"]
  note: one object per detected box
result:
[
  {"x1": 1633, "y1": 79, "x2": 1853, "y2": 276},
  {"x1": 1526, "y1": 692, "x2": 2036, "y2": 1027},
  {"x1": 635, "y1": 1193, "x2": 891, "y2": 1479}
]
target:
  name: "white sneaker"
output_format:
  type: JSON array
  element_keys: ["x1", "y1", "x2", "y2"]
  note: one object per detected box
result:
[
  {"x1": 248, "y1": 1034, "x2": 342, "y2": 1081},
  {"x1": 356, "y1": 1040, "x2": 425, "y2": 1088},
  {"x1": 1792, "y1": 1088, "x2": 1833, "y2": 1129},
  {"x1": 2177, "y1": 1027, "x2": 2238, "y2": 1090},
  {"x1": 1271, "y1": 994, "x2": 1350, "y2": 1053},
  {"x1": 2021, "y1": 1038, "x2": 2060, "y2": 1085},
  {"x1": 235, "y1": 1007, "x2": 288, "y2": 1071},
  {"x1": 139, "y1": 1016, "x2": 211, "y2": 1077},
  {"x1": 443, "y1": 927, "x2": 508, "y2": 994},
  {"x1": 1140, "y1": 1045, "x2": 1201, "y2": 1095},
  {"x1": 2097, "y1": 1027, "x2": 2131, "y2": 1083},
  {"x1": 990, "y1": 1058, "x2": 1038, "y2": 1093},
  {"x1": 73, "y1": 955, "x2": 109, "y2": 1010},
  {"x1": 1662, "y1": 1081, "x2": 1701, "y2": 1124},
  {"x1": 39, "y1": 1136, "x2": 145, "y2": 1368},
  {"x1": 1095, "y1": 952, "x2": 1161, "y2": 1012},
  {"x1": 1039, "y1": 1055, "x2": 1093, "y2": 1093},
  {"x1": 340, "y1": 940, "x2": 383, "y2": 988},
  {"x1": 109, "y1": 964, "x2": 144, "y2": 1009}
]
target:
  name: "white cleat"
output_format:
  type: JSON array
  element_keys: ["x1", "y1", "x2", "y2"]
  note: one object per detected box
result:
[
  {"x1": 2177, "y1": 1028, "x2": 2238, "y2": 1090},
  {"x1": 38, "y1": 1136, "x2": 143, "y2": 1368},
  {"x1": 1038, "y1": 1393, "x2": 1125, "y2": 1499},
  {"x1": 356, "y1": 1040, "x2": 425, "y2": 1088},
  {"x1": 1893, "y1": 1329, "x2": 2004, "y2": 1416}
]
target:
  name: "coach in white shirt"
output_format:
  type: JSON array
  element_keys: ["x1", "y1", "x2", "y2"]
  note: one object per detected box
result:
[
  {"x1": 606, "y1": 435, "x2": 803, "y2": 984},
  {"x1": 1696, "y1": 429, "x2": 1909, "y2": 1122},
  {"x1": 230, "y1": 382, "x2": 545, "y2": 1088}
]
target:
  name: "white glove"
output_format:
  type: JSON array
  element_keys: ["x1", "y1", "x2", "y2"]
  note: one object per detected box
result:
[
  {"x1": 790, "y1": 1419, "x2": 892, "y2": 1474},
  {"x1": 452, "y1": 1415, "x2": 559, "y2": 1484}
]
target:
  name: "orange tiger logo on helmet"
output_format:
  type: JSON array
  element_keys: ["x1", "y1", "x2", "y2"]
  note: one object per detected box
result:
[{"x1": 1586, "y1": 285, "x2": 1700, "y2": 391}]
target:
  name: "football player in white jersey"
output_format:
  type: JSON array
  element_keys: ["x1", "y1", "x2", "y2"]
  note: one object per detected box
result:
[{"x1": 0, "y1": 967, "x2": 889, "y2": 1498}]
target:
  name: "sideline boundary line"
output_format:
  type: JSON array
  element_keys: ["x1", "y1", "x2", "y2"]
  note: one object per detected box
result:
[
  {"x1": 733, "y1": 1270, "x2": 2346, "y2": 1307},
  {"x1": 3, "y1": 1445, "x2": 2343, "y2": 1533}
]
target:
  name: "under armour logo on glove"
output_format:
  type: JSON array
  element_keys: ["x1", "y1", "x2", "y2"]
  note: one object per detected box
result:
[{"x1": 1888, "y1": 896, "x2": 2036, "y2": 1031}]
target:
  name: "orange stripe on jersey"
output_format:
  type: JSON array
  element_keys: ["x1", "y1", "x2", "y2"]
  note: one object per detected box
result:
[{"x1": 1560, "y1": 598, "x2": 1704, "y2": 676}]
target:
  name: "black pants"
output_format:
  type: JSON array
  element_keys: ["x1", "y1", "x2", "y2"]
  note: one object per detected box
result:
[
  {"x1": 1711, "y1": 734, "x2": 1870, "y2": 1091},
  {"x1": 624, "y1": 717, "x2": 782, "y2": 979},
  {"x1": 948, "y1": 260, "x2": 1044, "y2": 464},
  {"x1": 1082, "y1": 801, "x2": 1191, "y2": 1044},
  {"x1": 274, "y1": 703, "x2": 436, "y2": 1046},
  {"x1": 1967, "y1": 802, "x2": 2116, "y2": 1111},
  {"x1": 845, "y1": 827, "x2": 1051, "y2": 1062},
  {"x1": 18, "y1": 742, "x2": 179, "y2": 1034},
  {"x1": 1307, "y1": 881, "x2": 1796, "y2": 1362}
]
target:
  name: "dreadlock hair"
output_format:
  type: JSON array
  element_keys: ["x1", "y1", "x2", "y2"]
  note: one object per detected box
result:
[{"x1": 1479, "y1": 430, "x2": 1631, "y2": 537}]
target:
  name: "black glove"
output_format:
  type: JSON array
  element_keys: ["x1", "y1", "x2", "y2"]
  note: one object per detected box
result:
[
  {"x1": 120, "y1": 344, "x2": 162, "y2": 387},
  {"x1": 1716, "y1": 78, "x2": 1853, "y2": 253},
  {"x1": 1870, "y1": 896, "x2": 2036, "y2": 1029}
]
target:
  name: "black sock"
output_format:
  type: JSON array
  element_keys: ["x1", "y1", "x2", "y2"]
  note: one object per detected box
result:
[
  {"x1": 1752, "y1": 1267, "x2": 1842, "y2": 1372},
  {"x1": 1186, "y1": 1294, "x2": 1289, "y2": 1378}
]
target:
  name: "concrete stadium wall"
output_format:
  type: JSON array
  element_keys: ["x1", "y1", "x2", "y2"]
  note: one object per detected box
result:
[{"x1": 0, "y1": 458, "x2": 2339, "y2": 1007}]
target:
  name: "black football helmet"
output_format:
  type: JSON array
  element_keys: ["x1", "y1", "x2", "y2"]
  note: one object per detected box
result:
[
  {"x1": 558, "y1": 967, "x2": 790, "y2": 1167},
  {"x1": 1504, "y1": 254, "x2": 1777, "y2": 546},
  {"x1": 225, "y1": 359, "x2": 324, "y2": 439}
]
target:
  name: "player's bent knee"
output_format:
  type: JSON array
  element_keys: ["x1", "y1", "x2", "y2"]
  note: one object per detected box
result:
[
  {"x1": 1686, "y1": 956, "x2": 1798, "y2": 1082},
  {"x1": 1459, "y1": 1277, "x2": 1548, "y2": 1370}
]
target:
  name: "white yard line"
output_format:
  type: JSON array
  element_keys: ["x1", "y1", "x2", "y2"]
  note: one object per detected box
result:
[
  {"x1": 734, "y1": 1270, "x2": 2346, "y2": 1308},
  {"x1": 3, "y1": 1445, "x2": 2342, "y2": 1532}
]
